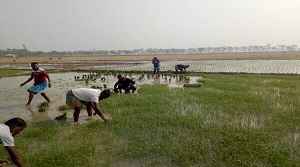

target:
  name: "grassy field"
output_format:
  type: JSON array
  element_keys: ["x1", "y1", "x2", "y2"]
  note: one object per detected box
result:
[
  {"x1": 0, "y1": 69, "x2": 27, "y2": 77},
  {"x1": 1, "y1": 73, "x2": 299, "y2": 167}
]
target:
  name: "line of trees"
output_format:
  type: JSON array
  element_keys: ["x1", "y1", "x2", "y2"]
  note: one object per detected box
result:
[{"x1": 0, "y1": 44, "x2": 299, "y2": 57}]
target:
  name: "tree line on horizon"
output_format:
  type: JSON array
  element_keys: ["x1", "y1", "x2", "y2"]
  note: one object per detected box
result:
[{"x1": 0, "y1": 44, "x2": 299, "y2": 57}]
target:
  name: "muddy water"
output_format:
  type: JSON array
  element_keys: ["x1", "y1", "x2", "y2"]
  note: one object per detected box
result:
[{"x1": 0, "y1": 72, "x2": 200, "y2": 123}]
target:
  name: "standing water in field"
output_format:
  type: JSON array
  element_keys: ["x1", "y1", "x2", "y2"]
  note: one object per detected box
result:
[{"x1": 0, "y1": 72, "x2": 200, "y2": 123}]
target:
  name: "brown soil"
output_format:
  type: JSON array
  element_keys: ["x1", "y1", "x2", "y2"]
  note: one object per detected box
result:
[{"x1": 1, "y1": 52, "x2": 300, "y2": 64}]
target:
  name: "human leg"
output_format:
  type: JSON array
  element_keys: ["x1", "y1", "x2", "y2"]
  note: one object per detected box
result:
[
  {"x1": 26, "y1": 91, "x2": 34, "y2": 106},
  {"x1": 41, "y1": 93, "x2": 51, "y2": 102},
  {"x1": 130, "y1": 85, "x2": 137, "y2": 93},
  {"x1": 118, "y1": 84, "x2": 126, "y2": 93},
  {"x1": 125, "y1": 87, "x2": 130, "y2": 94},
  {"x1": 86, "y1": 104, "x2": 93, "y2": 116},
  {"x1": 73, "y1": 107, "x2": 81, "y2": 122}
]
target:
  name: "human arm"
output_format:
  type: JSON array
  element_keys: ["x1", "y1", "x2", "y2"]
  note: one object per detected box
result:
[
  {"x1": 20, "y1": 74, "x2": 34, "y2": 86},
  {"x1": 44, "y1": 71, "x2": 51, "y2": 88},
  {"x1": 91, "y1": 102, "x2": 107, "y2": 121},
  {"x1": 5, "y1": 146, "x2": 25, "y2": 167},
  {"x1": 114, "y1": 81, "x2": 120, "y2": 89}
]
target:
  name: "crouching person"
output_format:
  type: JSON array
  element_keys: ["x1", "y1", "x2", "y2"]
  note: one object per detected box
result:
[
  {"x1": 66, "y1": 88, "x2": 111, "y2": 122},
  {"x1": 114, "y1": 75, "x2": 136, "y2": 94}
]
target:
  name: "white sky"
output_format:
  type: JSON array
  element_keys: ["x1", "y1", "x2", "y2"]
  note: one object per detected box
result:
[{"x1": 1, "y1": 0, "x2": 299, "y2": 51}]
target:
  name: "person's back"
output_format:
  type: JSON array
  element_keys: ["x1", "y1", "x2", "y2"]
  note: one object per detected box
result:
[
  {"x1": 175, "y1": 64, "x2": 190, "y2": 73},
  {"x1": 72, "y1": 88, "x2": 101, "y2": 102}
]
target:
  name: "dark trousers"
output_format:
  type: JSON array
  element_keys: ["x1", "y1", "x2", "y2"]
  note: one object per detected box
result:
[{"x1": 117, "y1": 84, "x2": 136, "y2": 93}]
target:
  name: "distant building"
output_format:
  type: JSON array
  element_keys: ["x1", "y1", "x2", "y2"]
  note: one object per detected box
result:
[{"x1": 4, "y1": 54, "x2": 16, "y2": 58}]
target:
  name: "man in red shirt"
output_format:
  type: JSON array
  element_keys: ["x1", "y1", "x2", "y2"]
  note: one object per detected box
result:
[{"x1": 20, "y1": 62, "x2": 52, "y2": 106}]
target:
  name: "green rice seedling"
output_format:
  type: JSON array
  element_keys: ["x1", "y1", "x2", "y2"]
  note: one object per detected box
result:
[
  {"x1": 58, "y1": 105, "x2": 70, "y2": 111},
  {"x1": 38, "y1": 102, "x2": 50, "y2": 112}
]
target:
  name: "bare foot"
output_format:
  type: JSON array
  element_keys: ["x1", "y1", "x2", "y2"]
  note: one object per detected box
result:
[{"x1": 25, "y1": 103, "x2": 30, "y2": 106}]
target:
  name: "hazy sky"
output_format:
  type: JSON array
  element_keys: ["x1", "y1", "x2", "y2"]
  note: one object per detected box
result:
[{"x1": 1, "y1": 0, "x2": 299, "y2": 51}]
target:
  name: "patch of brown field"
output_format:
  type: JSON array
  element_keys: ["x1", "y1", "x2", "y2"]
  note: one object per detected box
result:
[{"x1": 0, "y1": 52, "x2": 299, "y2": 64}]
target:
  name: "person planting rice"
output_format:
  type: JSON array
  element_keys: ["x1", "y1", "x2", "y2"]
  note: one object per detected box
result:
[
  {"x1": 0, "y1": 118, "x2": 27, "y2": 167},
  {"x1": 113, "y1": 74, "x2": 136, "y2": 94},
  {"x1": 66, "y1": 88, "x2": 111, "y2": 122},
  {"x1": 20, "y1": 62, "x2": 51, "y2": 106},
  {"x1": 175, "y1": 64, "x2": 190, "y2": 73}
]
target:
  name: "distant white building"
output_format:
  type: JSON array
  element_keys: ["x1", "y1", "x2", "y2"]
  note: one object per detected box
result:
[{"x1": 4, "y1": 54, "x2": 16, "y2": 58}]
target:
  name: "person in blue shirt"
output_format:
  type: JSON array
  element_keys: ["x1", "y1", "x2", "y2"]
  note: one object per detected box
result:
[
  {"x1": 114, "y1": 75, "x2": 137, "y2": 94},
  {"x1": 152, "y1": 57, "x2": 160, "y2": 74},
  {"x1": 175, "y1": 64, "x2": 190, "y2": 73}
]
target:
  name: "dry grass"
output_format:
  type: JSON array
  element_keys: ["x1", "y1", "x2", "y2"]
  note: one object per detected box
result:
[{"x1": 0, "y1": 52, "x2": 299, "y2": 64}]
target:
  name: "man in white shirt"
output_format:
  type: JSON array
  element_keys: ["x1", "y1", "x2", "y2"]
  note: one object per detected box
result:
[
  {"x1": 0, "y1": 118, "x2": 27, "y2": 167},
  {"x1": 66, "y1": 88, "x2": 111, "y2": 122}
]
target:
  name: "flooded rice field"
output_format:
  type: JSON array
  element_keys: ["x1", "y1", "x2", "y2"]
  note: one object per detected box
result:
[
  {"x1": 106, "y1": 60, "x2": 300, "y2": 74},
  {"x1": 0, "y1": 72, "x2": 200, "y2": 123},
  {"x1": 1, "y1": 60, "x2": 300, "y2": 74},
  {"x1": 0, "y1": 59, "x2": 299, "y2": 123}
]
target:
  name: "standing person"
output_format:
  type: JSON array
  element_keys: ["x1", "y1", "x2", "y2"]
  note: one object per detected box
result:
[
  {"x1": 152, "y1": 57, "x2": 160, "y2": 74},
  {"x1": 66, "y1": 88, "x2": 111, "y2": 122},
  {"x1": 175, "y1": 64, "x2": 190, "y2": 74},
  {"x1": 113, "y1": 75, "x2": 136, "y2": 94},
  {"x1": 20, "y1": 62, "x2": 51, "y2": 106},
  {"x1": 0, "y1": 118, "x2": 27, "y2": 167}
]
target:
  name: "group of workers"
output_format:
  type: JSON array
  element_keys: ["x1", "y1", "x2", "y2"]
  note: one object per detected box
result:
[
  {"x1": 1, "y1": 57, "x2": 188, "y2": 166},
  {"x1": 152, "y1": 57, "x2": 190, "y2": 74}
]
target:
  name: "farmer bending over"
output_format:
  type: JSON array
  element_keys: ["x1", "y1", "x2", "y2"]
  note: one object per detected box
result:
[
  {"x1": 175, "y1": 64, "x2": 190, "y2": 73},
  {"x1": 66, "y1": 88, "x2": 111, "y2": 122}
]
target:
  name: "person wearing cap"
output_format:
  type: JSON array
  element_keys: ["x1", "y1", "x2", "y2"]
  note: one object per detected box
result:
[
  {"x1": 113, "y1": 75, "x2": 136, "y2": 94},
  {"x1": 0, "y1": 118, "x2": 27, "y2": 167},
  {"x1": 66, "y1": 88, "x2": 111, "y2": 122},
  {"x1": 152, "y1": 57, "x2": 160, "y2": 74},
  {"x1": 175, "y1": 64, "x2": 190, "y2": 73}
]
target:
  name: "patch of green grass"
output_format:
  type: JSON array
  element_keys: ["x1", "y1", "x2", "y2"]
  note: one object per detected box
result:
[
  {"x1": 0, "y1": 69, "x2": 28, "y2": 77},
  {"x1": 2, "y1": 74, "x2": 299, "y2": 167}
]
